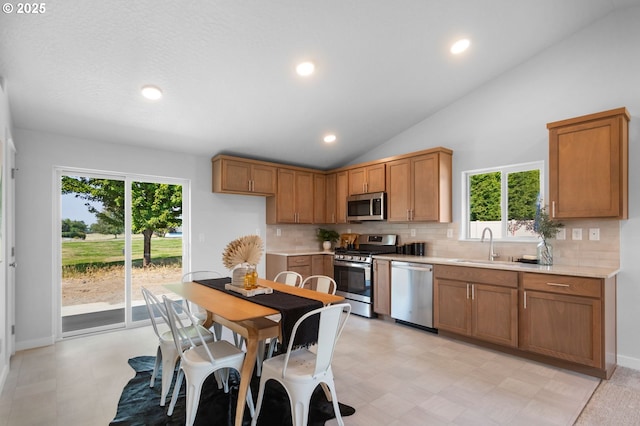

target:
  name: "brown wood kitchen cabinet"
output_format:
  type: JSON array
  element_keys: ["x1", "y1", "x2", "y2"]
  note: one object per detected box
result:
[
  {"x1": 373, "y1": 259, "x2": 391, "y2": 315},
  {"x1": 325, "y1": 171, "x2": 348, "y2": 224},
  {"x1": 313, "y1": 173, "x2": 326, "y2": 224},
  {"x1": 266, "y1": 168, "x2": 314, "y2": 224},
  {"x1": 434, "y1": 265, "x2": 518, "y2": 347},
  {"x1": 386, "y1": 149, "x2": 452, "y2": 222},
  {"x1": 211, "y1": 155, "x2": 277, "y2": 195},
  {"x1": 348, "y1": 163, "x2": 386, "y2": 195},
  {"x1": 547, "y1": 107, "x2": 629, "y2": 219},
  {"x1": 520, "y1": 272, "x2": 616, "y2": 378}
]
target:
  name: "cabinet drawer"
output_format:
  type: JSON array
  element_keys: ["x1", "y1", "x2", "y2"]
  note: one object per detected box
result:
[
  {"x1": 523, "y1": 273, "x2": 601, "y2": 298},
  {"x1": 434, "y1": 265, "x2": 518, "y2": 288},
  {"x1": 287, "y1": 255, "x2": 311, "y2": 267}
]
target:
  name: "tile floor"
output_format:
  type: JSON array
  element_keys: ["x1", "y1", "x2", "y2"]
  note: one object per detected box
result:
[{"x1": 0, "y1": 315, "x2": 599, "y2": 425}]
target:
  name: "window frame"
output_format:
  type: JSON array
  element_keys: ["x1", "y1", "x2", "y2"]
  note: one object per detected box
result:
[{"x1": 461, "y1": 160, "x2": 545, "y2": 241}]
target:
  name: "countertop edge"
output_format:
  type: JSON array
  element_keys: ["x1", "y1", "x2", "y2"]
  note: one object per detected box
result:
[
  {"x1": 372, "y1": 254, "x2": 619, "y2": 279},
  {"x1": 267, "y1": 250, "x2": 333, "y2": 256}
]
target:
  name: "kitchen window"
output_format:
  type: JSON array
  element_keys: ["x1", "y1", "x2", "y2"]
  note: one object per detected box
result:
[{"x1": 462, "y1": 161, "x2": 544, "y2": 240}]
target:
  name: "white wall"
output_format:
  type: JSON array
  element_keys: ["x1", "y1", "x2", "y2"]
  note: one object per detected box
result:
[
  {"x1": 0, "y1": 78, "x2": 13, "y2": 393},
  {"x1": 353, "y1": 7, "x2": 640, "y2": 368},
  {"x1": 12, "y1": 128, "x2": 266, "y2": 349}
]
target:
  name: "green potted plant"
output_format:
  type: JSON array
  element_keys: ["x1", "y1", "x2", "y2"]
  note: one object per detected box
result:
[
  {"x1": 515, "y1": 204, "x2": 564, "y2": 265},
  {"x1": 316, "y1": 228, "x2": 340, "y2": 252}
]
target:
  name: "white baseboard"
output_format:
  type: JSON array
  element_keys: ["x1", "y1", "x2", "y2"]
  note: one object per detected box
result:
[
  {"x1": 15, "y1": 336, "x2": 55, "y2": 352},
  {"x1": 0, "y1": 363, "x2": 7, "y2": 396},
  {"x1": 617, "y1": 354, "x2": 640, "y2": 371}
]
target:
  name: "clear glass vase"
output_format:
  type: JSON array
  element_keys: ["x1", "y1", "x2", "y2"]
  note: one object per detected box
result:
[{"x1": 537, "y1": 240, "x2": 553, "y2": 265}]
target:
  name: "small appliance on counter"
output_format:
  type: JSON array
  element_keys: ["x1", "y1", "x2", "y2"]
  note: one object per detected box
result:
[{"x1": 396, "y1": 242, "x2": 426, "y2": 256}]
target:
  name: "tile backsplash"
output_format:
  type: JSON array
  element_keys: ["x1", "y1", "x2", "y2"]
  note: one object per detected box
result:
[{"x1": 266, "y1": 219, "x2": 620, "y2": 269}]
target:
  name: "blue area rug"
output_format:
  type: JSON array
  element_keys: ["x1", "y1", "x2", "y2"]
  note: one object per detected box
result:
[{"x1": 110, "y1": 356, "x2": 355, "y2": 426}]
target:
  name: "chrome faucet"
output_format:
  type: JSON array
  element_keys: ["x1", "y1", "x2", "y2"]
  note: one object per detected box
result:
[{"x1": 481, "y1": 227, "x2": 498, "y2": 261}]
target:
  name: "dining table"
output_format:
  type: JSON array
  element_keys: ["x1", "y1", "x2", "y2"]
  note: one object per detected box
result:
[{"x1": 165, "y1": 277, "x2": 344, "y2": 426}]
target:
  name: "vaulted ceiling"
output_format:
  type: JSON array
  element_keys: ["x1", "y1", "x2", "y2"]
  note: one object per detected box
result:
[{"x1": 1, "y1": 0, "x2": 638, "y2": 169}]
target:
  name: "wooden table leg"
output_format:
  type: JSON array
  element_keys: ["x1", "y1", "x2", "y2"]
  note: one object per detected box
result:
[{"x1": 235, "y1": 332, "x2": 258, "y2": 426}]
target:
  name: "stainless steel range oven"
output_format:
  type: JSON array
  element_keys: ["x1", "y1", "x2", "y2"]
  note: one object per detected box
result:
[{"x1": 333, "y1": 234, "x2": 397, "y2": 318}]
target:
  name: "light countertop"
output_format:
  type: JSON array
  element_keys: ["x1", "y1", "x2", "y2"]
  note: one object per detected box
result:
[
  {"x1": 267, "y1": 250, "x2": 333, "y2": 256},
  {"x1": 372, "y1": 254, "x2": 619, "y2": 279}
]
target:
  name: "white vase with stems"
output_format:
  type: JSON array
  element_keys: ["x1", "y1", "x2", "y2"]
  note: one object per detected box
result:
[{"x1": 537, "y1": 239, "x2": 553, "y2": 265}]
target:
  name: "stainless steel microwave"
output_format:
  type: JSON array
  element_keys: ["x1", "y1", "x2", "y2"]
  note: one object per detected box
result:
[{"x1": 347, "y1": 192, "x2": 386, "y2": 221}]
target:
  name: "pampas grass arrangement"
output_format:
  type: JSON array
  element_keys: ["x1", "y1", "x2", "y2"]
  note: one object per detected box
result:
[{"x1": 222, "y1": 234, "x2": 264, "y2": 270}]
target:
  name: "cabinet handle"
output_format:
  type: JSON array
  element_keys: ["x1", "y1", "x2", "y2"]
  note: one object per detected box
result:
[
  {"x1": 406, "y1": 209, "x2": 410, "y2": 221},
  {"x1": 546, "y1": 282, "x2": 570, "y2": 287},
  {"x1": 466, "y1": 283, "x2": 470, "y2": 299},
  {"x1": 552, "y1": 201, "x2": 556, "y2": 218},
  {"x1": 524, "y1": 291, "x2": 527, "y2": 309},
  {"x1": 471, "y1": 284, "x2": 475, "y2": 300}
]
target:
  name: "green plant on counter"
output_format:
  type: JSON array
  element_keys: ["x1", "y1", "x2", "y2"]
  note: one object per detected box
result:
[{"x1": 316, "y1": 228, "x2": 340, "y2": 243}]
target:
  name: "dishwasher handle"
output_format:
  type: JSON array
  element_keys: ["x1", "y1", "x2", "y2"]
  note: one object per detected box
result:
[{"x1": 391, "y1": 261, "x2": 433, "y2": 272}]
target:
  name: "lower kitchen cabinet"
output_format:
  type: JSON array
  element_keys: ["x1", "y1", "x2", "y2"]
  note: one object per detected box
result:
[
  {"x1": 434, "y1": 265, "x2": 518, "y2": 348},
  {"x1": 373, "y1": 259, "x2": 391, "y2": 315},
  {"x1": 266, "y1": 253, "x2": 333, "y2": 282},
  {"x1": 520, "y1": 272, "x2": 615, "y2": 377}
]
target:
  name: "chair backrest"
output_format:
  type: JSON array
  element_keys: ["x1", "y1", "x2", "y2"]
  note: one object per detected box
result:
[
  {"x1": 163, "y1": 295, "x2": 216, "y2": 364},
  {"x1": 181, "y1": 270, "x2": 222, "y2": 283},
  {"x1": 274, "y1": 271, "x2": 303, "y2": 287},
  {"x1": 141, "y1": 286, "x2": 170, "y2": 339},
  {"x1": 301, "y1": 275, "x2": 337, "y2": 295},
  {"x1": 283, "y1": 303, "x2": 351, "y2": 378}
]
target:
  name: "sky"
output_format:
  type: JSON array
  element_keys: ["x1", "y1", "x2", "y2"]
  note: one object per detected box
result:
[{"x1": 61, "y1": 193, "x2": 101, "y2": 225}]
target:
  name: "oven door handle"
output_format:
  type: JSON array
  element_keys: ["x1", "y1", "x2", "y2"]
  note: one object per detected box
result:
[{"x1": 334, "y1": 260, "x2": 371, "y2": 269}]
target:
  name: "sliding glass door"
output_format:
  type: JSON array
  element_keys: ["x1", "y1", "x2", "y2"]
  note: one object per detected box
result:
[{"x1": 58, "y1": 169, "x2": 187, "y2": 336}]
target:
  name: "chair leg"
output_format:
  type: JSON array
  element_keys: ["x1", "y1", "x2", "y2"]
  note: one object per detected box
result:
[
  {"x1": 250, "y1": 377, "x2": 268, "y2": 426},
  {"x1": 160, "y1": 348, "x2": 178, "y2": 406},
  {"x1": 324, "y1": 379, "x2": 344, "y2": 426},
  {"x1": 256, "y1": 340, "x2": 265, "y2": 376},
  {"x1": 167, "y1": 369, "x2": 184, "y2": 416},
  {"x1": 184, "y1": 373, "x2": 206, "y2": 426},
  {"x1": 211, "y1": 322, "x2": 223, "y2": 340},
  {"x1": 150, "y1": 346, "x2": 161, "y2": 388},
  {"x1": 320, "y1": 382, "x2": 332, "y2": 401}
]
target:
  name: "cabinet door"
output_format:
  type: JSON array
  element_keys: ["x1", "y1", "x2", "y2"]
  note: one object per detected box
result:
[
  {"x1": 472, "y1": 284, "x2": 518, "y2": 347},
  {"x1": 313, "y1": 174, "x2": 326, "y2": 224},
  {"x1": 386, "y1": 158, "x2": 412, "y2": 222},
  {"x1": 325, "y1": 173, "x2": 337, "y2": 223},
  {"x1": 549, "y1": 109, "x2": 628, "y2": 219},
  {"x1": 323, "y1": 255, "x2": 334, "y2": 278},
  {"x1": 434, "y1": 279, "x2": 470, "y2": 335},
  {"x1": 295, "y1": 171, "x2": 314, "y2": 224},
  {"x1": 221, "y1": 159, "x2": 253, "y2": 193},
  {"x1": 311, "y1": 255, "x2": 325, "y2": 276},
  {"x1": 336, "y1": 171, "x2": 349, "y2": 223},
  {"x1": 348, "y1": 167, "x2": 367, "y2": 195},
  {"x1": 411, "y1": 154, "x2": 439, "y2": 221},
  {"x1": 251, "y1": 164, "x2": 277, "y2": 195},
  {"x1": 373, "y1": 259, "x2": 391, "y2": 315},
  {"x1": 521, "y1": 290, "x2": 601, "y2": 368},
  {"x1": 366, "y1": 164, "x2": 386, "y2": 193},
  {"x1": 276, "y1": 169, "x2": 297, "y2": 223}
]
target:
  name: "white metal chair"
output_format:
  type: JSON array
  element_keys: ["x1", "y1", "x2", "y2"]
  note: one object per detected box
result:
[
  {"x1": 181, "y1": 271, "x2": 224, "y2": 339},
  {"x1": 301, "y1": 275, "x2": 337, "y2": 295},
  {"x1": 141, "y1": 287, "x2": 216, "y2": 407},
  {"x1": 274, "y1": 270, "x2": 303, "y2": 287},
  {"x1": 163, "y1": 296, "x2": 255, "y2": 426},
  {"x1": 251, "y1": 303, "x2": 351, "y2": 426}
]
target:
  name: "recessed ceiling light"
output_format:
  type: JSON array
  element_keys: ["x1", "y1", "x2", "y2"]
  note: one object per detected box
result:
[
  {"x1": 323, "y1": 134, "x2": 337, "y2": 143},
  {"x1": 141, "y1": 85, "x2": 163, "y2": 100},
  {"x1": 296, "y1": 61, "x2": 315, "y2": 76},
  {"x1": 450, "y1": 38, "x2": 470, "y2": 55}
]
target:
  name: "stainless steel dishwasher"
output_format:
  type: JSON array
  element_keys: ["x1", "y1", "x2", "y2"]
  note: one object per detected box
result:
[{"x1": 390, "y1": 261, "x2": 434, "y2": 329}]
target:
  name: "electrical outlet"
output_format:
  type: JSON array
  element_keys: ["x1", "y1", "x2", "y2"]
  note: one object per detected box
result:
[
  {"x1": 447, "y1": 229, "x2": 454, "y2": 238},
  {"x1": 347, "y1": 228, "x2": 352, "y2": 233},
  {"x1": 276, "y1": 228, "x2": 281, "y2": 237},
  {"x1": 572, "y1": 228, "x2": 582, "y2": 240},
  {"x1": 556, "y1": 228, "x2": 566, "y2": 240},
  {"x1": 589, "y1": 228, "x2": 600, "y2": 241},
  {"x1": 410, "y1": 229, "x2": 416, "y2": 237}
]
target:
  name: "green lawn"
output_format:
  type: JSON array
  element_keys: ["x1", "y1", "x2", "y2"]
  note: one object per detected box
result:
[{"x1": 62, "y1": 235, "x2": 182, "y2": 267}]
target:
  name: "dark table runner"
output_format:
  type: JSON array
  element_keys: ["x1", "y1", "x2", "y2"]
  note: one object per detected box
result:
[{"x1": 194, "y1": 278, "x2": 322, "y2": 349}]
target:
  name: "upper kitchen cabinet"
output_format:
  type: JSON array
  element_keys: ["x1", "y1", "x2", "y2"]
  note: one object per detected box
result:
[
  {"x1": 386, "y1": 148, "x2": 453, "y2": 222},
  {"x1": 548, "y1": 107, "x2": 629, "y2": 219},
  {"x1": 266, "y1": 168, "x2": 314, "y2": 224},
  {"x1": 313, "y1": 173, "x2": 326, "y2": 224},
  {"x1": 212, "y1": 155, "x2": 277, "y2": 196},
  {"x1": 325, "y1": 171, "x2": 348, "y2": 224},
  {"x1": 348, "y1": 163, "x2": 386, "y2": 195}
]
